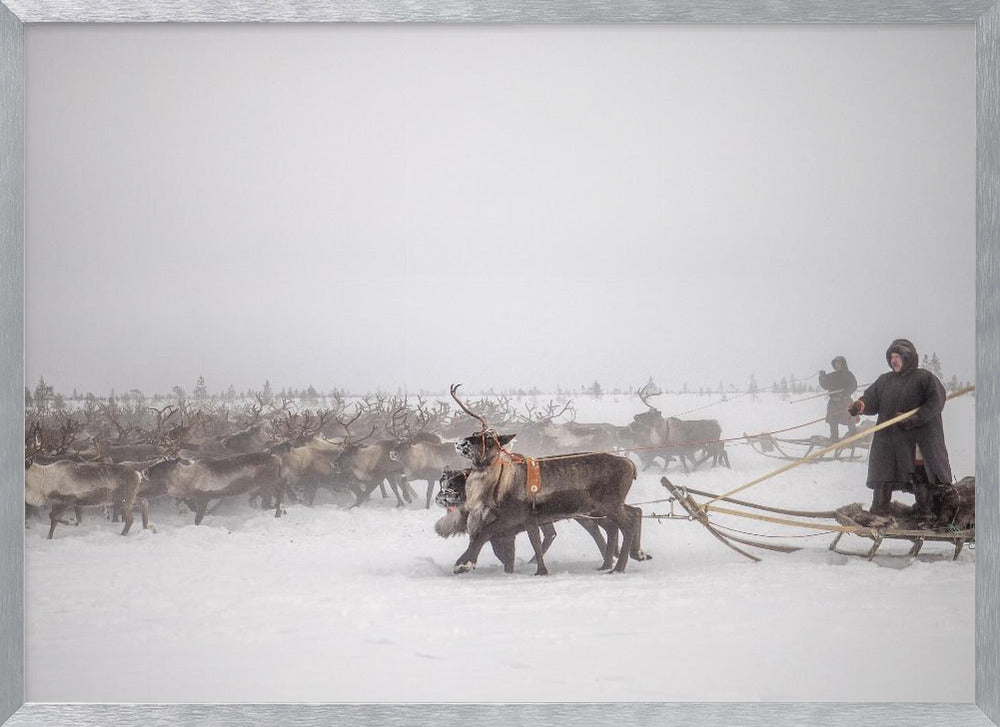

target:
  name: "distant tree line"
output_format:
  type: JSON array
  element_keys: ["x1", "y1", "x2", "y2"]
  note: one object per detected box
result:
[{"x1": 25, "y1": 355, "x2": 973, "y2": 410}]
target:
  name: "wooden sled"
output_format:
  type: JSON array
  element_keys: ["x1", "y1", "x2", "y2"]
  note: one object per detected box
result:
[
  {"x1": 656, "y1": 478, "x2": 974, "y2": 564},
  {"x1": 828, "y1": 503, "x2": 974, "y2": 561},
  {"x1": 745, "y1": 432, "x2": 868, "y2": 463}
]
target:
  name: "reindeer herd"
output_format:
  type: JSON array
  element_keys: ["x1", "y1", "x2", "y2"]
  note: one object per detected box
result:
[{"x1": 24, "y1": 385, "x2": 729, "y2": 573}]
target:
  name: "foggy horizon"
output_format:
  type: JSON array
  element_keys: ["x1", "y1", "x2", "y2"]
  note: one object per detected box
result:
[{"x1": 24, "y1": 25, "x2": 976, "y2": 398}]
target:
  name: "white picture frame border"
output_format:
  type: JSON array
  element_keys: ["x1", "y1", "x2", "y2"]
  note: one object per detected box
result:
[{"x1": 1, "y1": 3, "x2": 997, "y2": 725}]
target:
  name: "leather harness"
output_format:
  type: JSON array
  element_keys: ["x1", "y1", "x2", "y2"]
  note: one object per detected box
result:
[{"x1": 477, "y1": 431, "x2": 550, "y2": 507}]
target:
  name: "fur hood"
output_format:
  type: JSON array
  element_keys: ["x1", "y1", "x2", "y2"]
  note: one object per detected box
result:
[
  {"x1": 885, "y1": 338, "x2": 918, "y2": 373},
  {"x1": 831, "y1": 355, "x2": 848, "y2": 369}
]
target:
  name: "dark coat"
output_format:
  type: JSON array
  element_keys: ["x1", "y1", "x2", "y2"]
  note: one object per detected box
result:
[
  {"x1": 857, "y1": 339, "x2": 953, "y2": 489},
  {"x1": 818, "y1": 356, "x2": 858, "y2": 425}
]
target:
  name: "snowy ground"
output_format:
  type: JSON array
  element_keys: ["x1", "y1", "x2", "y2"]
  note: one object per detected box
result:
[{"x1": 25, "y1": 393, "x2": 976, "y2": 702}]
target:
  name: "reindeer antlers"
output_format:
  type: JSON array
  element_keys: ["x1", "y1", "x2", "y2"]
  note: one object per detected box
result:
[
  {"x1": 638, "y1": 383, "x2": 661, "y2": 412},
  {"x1": 450, "y1": 384, "x2": 490, "y2": 431}
]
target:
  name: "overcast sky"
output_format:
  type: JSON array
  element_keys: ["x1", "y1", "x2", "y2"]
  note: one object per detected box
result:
[{"x1": 24, "y1": 24, "x2": 975, "y2": 396}]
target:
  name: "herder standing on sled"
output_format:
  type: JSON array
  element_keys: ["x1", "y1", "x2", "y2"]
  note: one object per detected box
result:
[
  {"x1": 818, "y1": 355, "x2": 858, "y2": 442},
  {"x1": 847, "y1": 338, "x2": 953, "y2": 521}
]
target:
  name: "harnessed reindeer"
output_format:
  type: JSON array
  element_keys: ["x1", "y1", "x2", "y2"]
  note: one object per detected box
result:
[{"x1": 447, "y1": 385, "x2": 646, "y2": 574}]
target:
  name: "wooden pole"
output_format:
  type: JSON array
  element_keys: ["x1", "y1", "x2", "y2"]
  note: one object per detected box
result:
[{"x1": 702, "y1": 385, "x2": 975, "y2": 511}]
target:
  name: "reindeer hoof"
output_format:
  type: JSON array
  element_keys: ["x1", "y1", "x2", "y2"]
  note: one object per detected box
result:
[
  {"x1": 534, "y1": 568, "x2": 549, "y2": 576},
  {"x1": 453, "y1": 562, "x2": 475, "y2": 574},
  {"x1": 631, "y1": 550, "x2": 652, "y2": 561}
]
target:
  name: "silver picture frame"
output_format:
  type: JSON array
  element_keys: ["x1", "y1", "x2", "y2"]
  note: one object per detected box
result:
[{"x1": 1, "y1": 2, "x2": 998, "y2": 725}]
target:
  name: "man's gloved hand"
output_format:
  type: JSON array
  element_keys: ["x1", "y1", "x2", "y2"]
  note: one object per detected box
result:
[
  {"x1": 899, "y1": 414, "x2": 922, "y2": 430},
  {"x1": 847, "y1": 400, "x2": 864, "y2": 417}
]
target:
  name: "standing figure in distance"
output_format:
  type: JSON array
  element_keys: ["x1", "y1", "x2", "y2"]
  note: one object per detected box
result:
[
  {"x1": 818, "y1": 355, "x2": 858, "y2": 442},
  {"x1": 847, "y1": 338, "x2": 953, "y2": 520}
]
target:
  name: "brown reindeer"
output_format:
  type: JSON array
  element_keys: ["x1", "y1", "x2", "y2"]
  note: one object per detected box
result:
[
  {"x1": 665, "y1": 417, "x2": 730, "y2": 471},
  {"x1": 448, "y1": 385, "x2": 645, "y2": 574},
  {"x1": 142, "y1": 452, "x2": 284, "y2": 525},
  {"x1": 627, "y1": 385, "x2": 730, "y2": 472},
  {"x1": 220, "y1": 424, "x2": 270, "y2": 454},
  {"x1": 268, "y1": 435, "x2": 348, "y2": 506},
  {"x1": 25, "y1": 446, "x2": 151, "y2": 539},
  {"x1": 336, "y1": 437, "x2": 410, "y2": 507},
  {"x1": 327, "y1": 407, "x2": 411, "y2": 508},
  {"x1": 434, "y1": 468, "x2": 647, "y2": 574},
  {"x1": 391, "y1": 431, "x2": 467, "y2": 509},
  {"x1": 382, "y1": 404, "x2": 465, "y2": 509}
]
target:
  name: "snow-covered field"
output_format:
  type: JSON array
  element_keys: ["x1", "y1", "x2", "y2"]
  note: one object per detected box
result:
[{"x1": 25, "y1": 393, "x2": 976, "y2": 702}]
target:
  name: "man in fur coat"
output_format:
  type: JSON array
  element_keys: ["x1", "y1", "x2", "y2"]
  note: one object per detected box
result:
[
  {"x1": 847, "y1": 339, "x2": 953, "y2": 518},
  {"x1": 818, "y1": 355, "x2": 858, "y2": 441}
]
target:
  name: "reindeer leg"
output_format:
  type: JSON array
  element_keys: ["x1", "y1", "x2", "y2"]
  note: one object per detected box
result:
[
  {"x1": 526, "y1": 525, "x2": 549, "y2": 575},
  {"x1": 539, "y1": 522, "x2": 558, "y2": 559},
  {"x1": 305, "y1": 482, "x2": 318, "y2": 507},
  {"x1": 138, "y1": 497, "x2": 153, "y2": 532},
  {"x1": 352, "y1": 481, "x2": 379, "y2": 508},
  {"x1": 399, "y1": 475, "x2": 416, "y2": 504},
  {"x1": 378, "y1": 482, "x2": 388, "y2": 499},
  {"x1": 194, "y1": 497, "x2": 209, "y2": 525},
  {"x1": 530, "y1": 522, "x2": 558, "y2": 562},
  {"x1": 599, "y1": 520, "x2": 619, "y2": 570},
  {"x1": 609, "y1": 507, "x2": 636, "y2": 573},
  {"x1": 573, "y1": 517, "x2": 610, "y2": 562},
  {"x1": 384, "y1": 478, "x2": 406, "y2": 508},
  {"x1": 120, "y1": 497, "x2": 135, "y2": 536},
  {"x1": 626, "y1": 505, "x2": 651, "y2": 560},
  {"x1": 74, "y1": 505, "x2": 84, "y2": 526},
  {"x1": 426, "y1": 479, "x2": 436, "y2": 510},
  {"x1": 48, "y1": 505, "x2": 69, "y2": 539},
  {"x1": 284, "y1": 482, "x2": 303, "y2": 504},
  {"x1": 395, "y1": 475, "x2": 413, "y2": 506},
  {"x1": 454, "y1": 528, "x2": 496, "y2": 574},
  {"x1": 490, "y1": 535, "x2": 516, "y2": 573},
  {"x1": 272, "y1": 480, "x2": 285, "y2": 518}
]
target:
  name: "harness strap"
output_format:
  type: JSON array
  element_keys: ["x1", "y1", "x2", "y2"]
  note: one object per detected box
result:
[
  {"x1": 525, "y1": 456, "x2": 541, "y2": 504},
  {"x1": 492, "y1": 461, "x2": 504, "y2": 508}
]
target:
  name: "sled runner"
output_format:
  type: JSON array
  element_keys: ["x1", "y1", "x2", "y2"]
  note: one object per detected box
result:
[
  {"x1": 654, "y1": 478, "x2": 974, "y2": 563},
  {"x1": 744, "y1": 431, "x2": 869, "y2": 463},
  {"x1": 828, "y1": 502, "x2": 974, "y2": 561}
]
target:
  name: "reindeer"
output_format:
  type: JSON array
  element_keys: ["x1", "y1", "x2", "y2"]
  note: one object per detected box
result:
[
  {"x1": 626, "y1": 385, "x2": 673, "y2": 471},
  {"x1": 665, "y1": 417, "x2": 730, "y2": 471},
  {"x1": 335, "y1": 428, "x2": 411, "y2": 508},
  {"x1": 434, "y1": 468, "x2": 647, "y2": 574},
  {"x1": 382, "y1": 403, "x2": 465, "y2": 509},
  {"x1": 627, "y1": 385, "x2": 730, "y2": 472},
  {"x1": 141, "y1": 452, "x2": 284, "y2": 525},
  {"x1": 268, "y1": 435, "x2": 349, "y2": 506},
  {"x1": 390, "y1": 431, "x2": 465, "y2": 509},
  {"x1": 219, "y1": 424, "x2": 269, "y2": 454},
  {"x1": 447, "y1": 385, "x2": 646, "y2": 574},
  {"x1": 25, "y1": 439, "x2": 151, "y2": 539}
]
